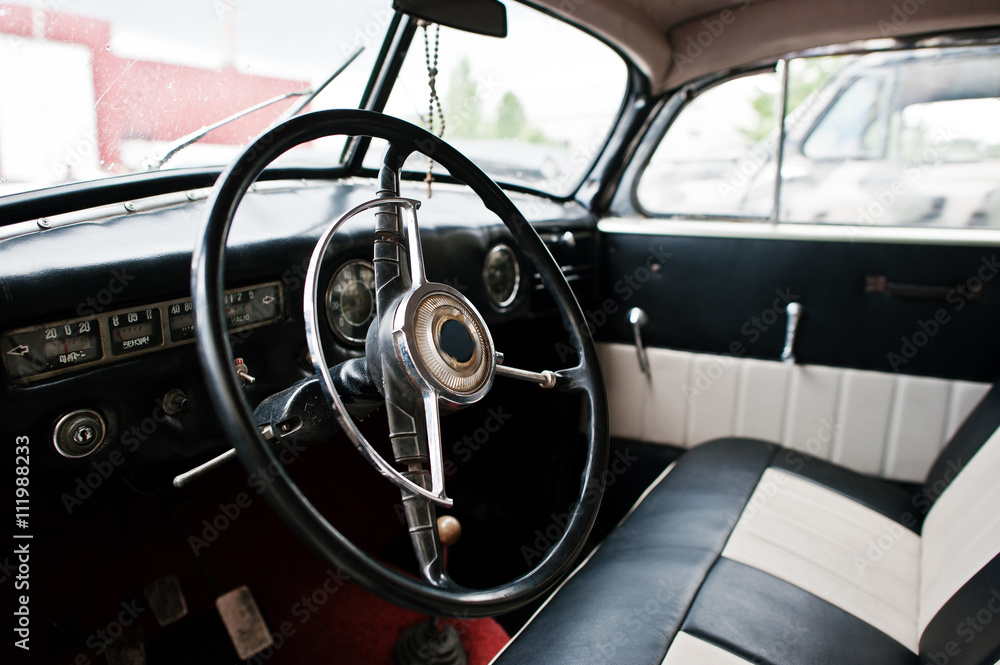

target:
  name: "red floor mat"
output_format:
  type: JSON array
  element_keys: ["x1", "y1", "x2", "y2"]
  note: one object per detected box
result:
[{"x1": 245, "y1": 573, "x2": 510, "y2": 664}]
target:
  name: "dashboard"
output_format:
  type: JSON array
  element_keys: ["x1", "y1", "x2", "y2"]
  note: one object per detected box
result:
[{"x1": 0, "y1": 177, "x2": 597, "y2": 478}]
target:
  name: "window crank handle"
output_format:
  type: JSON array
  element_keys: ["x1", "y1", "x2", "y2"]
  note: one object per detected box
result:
[
  {"x1": 628, "y1": 307, "x2": 651, "y2": 377},
  {"x1": 781, "y1": 302, "x2": 803, "y2": 364}
]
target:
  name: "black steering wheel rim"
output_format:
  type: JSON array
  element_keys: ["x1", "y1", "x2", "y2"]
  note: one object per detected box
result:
[{"x1": 192, "y1": 109, "x2": 609, "y2": 617}]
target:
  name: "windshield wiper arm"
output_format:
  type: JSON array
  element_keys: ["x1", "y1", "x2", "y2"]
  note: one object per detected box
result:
[{"x1": 143, "y1": 45, "x2": 364, "y2": 171}]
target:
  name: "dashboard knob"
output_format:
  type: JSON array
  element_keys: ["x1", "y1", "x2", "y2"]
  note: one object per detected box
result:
[
  {"x1": 437, "y1": 515, "x2": 462, "y2": 547},
  {"x1": 162, "y1": 388, "x2": 190, "y2": 415}
]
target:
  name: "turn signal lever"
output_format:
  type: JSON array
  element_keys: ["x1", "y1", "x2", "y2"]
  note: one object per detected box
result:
[
  {"x1": 254, "y1": 356, "x2": 382, "y2": 443},
  {"x1": 172, "y1": 357, "x2": 382, "y2": 487}
]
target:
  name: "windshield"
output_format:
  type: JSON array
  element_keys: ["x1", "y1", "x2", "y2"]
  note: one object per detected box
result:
[
  {"x1": 0, "y1": 0, "x2": 388, "y2": 193},
  {"x1": 370, "y1": 2, "x2": 627, "y2": 196},
  {"x1": 0, "y1": 1, "x2": 627, "y2": 198}
]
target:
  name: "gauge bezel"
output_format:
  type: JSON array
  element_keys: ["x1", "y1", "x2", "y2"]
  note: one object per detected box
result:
[
  {"x1": 325, "y1": 259, "x2": 376, "y2": 345},
  {"x1": 483, "y1": 244, "x2": 521, "y2": 311}
]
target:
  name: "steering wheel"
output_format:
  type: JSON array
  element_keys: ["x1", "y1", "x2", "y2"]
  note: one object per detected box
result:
[{"x1": 192, "y1": 109, "x2": 609, "y2": 617}]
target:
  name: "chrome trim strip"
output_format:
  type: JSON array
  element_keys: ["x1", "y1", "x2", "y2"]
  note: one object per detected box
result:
[{"x1": 598, "y1": 218, "x2": 1000, "y2": 246}]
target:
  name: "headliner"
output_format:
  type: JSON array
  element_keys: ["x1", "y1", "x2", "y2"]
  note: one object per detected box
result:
[{"x1": 529, "y1": 0, "x2": 1000, "y2": 92}]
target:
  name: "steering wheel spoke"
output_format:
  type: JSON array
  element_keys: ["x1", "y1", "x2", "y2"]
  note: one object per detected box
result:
[
  {"x1": 383, "y1": 379, "x2": 452, "y2": 506},
  {"x1": 493, "y1": 353, "x2": 591, "y2": 393},
  {"x1": 494, "y1": 362, "x2": 558, "y2": 389},
  {"x1": 387, "y1": 386, "x2": 455, "y2": 585}
]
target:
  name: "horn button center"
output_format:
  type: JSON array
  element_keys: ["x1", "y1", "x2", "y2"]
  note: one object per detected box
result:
[
  {"x1": 409, "y1": 292, "x2": 494, "y2": 397},
  {"x1": 438, "y1": 318, "x2": 476, "y2": 365}
]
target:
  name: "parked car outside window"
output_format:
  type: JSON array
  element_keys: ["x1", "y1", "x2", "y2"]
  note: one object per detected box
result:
[{"x1": 638, "y1": 45, "x2": 1000, "y2": 229}]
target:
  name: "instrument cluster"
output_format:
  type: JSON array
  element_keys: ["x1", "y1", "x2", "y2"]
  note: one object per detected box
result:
[{"x1": 1, "y1": 282, "x2": 283, "y2": 384}]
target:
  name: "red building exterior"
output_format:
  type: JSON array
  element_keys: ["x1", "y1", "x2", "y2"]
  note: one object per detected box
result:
[{"x1": 0, "y1": 4, "x2": 307, "y2": 173}]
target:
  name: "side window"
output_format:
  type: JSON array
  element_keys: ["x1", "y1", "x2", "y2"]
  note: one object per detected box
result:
[
  {"x1": 636, "y1": 72, "x2": 779, "y2": 217},
  {"x1": 802, "y1": 75, "x2": 888, "y2": 160},
  {"x1": 639, "y1": 45, "x2": 1000, "y2": 229}
]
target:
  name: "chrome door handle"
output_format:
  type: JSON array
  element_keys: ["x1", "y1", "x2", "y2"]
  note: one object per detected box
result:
[
  {"x1": 627, "y1": 308, "x2": 651, "y2": 377},
  {"x1": 781, "y1": 302, "x2": 802, "y2": 364}
]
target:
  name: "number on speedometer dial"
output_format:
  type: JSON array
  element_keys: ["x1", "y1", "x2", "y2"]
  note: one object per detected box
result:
[{"x1": 326, "y1": 260, "x2": 376, "y2": 344}]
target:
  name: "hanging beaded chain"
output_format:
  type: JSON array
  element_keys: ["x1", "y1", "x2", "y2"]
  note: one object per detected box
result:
[{"x1": 421, "y1": 21, "x2": 445, "y2": 197}]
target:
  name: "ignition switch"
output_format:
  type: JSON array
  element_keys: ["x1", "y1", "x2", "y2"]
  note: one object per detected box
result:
[{"x1": 53, "y1": 409, "x2": 107, "y2": 459}]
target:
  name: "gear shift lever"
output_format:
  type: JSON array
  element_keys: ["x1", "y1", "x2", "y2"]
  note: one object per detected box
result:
[{"x1": 395, "y1": 516, "x2": 468, "y2": 665}]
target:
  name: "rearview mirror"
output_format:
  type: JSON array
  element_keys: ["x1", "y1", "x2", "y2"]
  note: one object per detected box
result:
[{"x1": 392, "y1": 0, "x2": 507, "y2": 38}]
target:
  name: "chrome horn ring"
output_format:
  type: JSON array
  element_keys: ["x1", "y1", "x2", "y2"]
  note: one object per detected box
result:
[{"x1": 303, "y1": 196, "x2": 489, "y2": 506}]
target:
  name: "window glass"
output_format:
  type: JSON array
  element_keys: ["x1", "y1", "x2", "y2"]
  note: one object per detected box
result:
[
  {"x1": 640, "y1": 45, "x2": 1000, "y2": 229},
  {"x1": 803, "y1": 75, "x2": 887, "y2": 160},
  {"x1": 783, "y1": 47, "x2": 1000, "y2": 227},
  {"x1": 899, "y1": 99, "x2": 1000, "y2": 162},
  {"x1": 0, "y1": 0, "x2": 389, "y2": 194},
  {"x1": 636, "y1": 72, "x2": 778, "y2": 217},
  {"x1": 369, "y1": 2, "x2": 628, "y2": 196}
]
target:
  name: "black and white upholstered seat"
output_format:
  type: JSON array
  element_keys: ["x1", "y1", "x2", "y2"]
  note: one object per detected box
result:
[{"x1": 493, "y1": 382, "x2": 1000, "y2": 665}]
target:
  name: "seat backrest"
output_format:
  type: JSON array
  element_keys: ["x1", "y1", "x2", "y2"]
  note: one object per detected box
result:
[
  {"x1": 918, "y1": 388, "x2": 1000, "y2": 665},
  {"x1": 924, "y1": 379, "x2": 1000, "y2": 505}
]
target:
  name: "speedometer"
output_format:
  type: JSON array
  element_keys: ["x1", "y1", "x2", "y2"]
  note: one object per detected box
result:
[{"x1": 326, "y1": 260, "x2": 376, "y2": 344}]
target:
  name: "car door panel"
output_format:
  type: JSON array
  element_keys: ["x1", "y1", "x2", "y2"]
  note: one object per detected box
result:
[{"x1": 594, "y1": 224, "x2": 999, "y2": 481}]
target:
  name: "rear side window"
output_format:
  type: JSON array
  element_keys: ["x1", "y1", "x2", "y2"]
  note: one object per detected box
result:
[{"x1": 638, "y1": 45, "x2": 1000, "y2": 229}]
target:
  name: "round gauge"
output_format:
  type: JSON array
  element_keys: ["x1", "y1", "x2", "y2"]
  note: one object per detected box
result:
[
  {"x1": 483, "y1": 244, "x2": 520, "y2": 310},
  {"x1": 326, "y1": 260, "x2": 376, "y2": 344}
]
